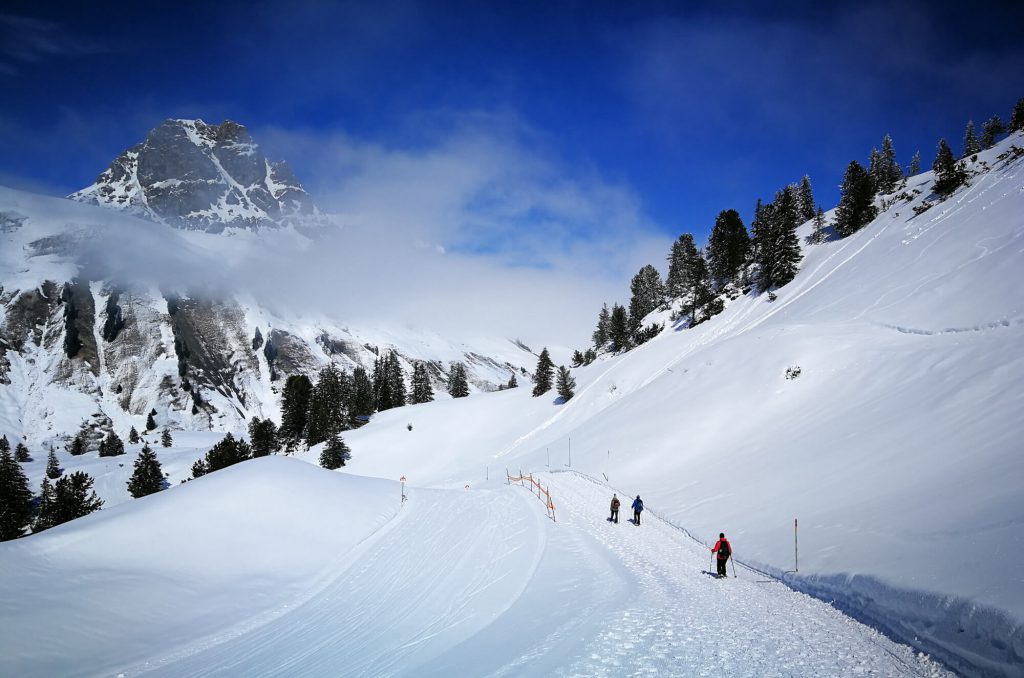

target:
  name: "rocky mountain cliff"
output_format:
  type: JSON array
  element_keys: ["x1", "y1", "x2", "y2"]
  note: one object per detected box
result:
[{"x1": 69, "y1": 119, "x2": 321, "y2": 233}]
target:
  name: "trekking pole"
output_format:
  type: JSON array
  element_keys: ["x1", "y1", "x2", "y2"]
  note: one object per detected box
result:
[
  {"x1": 731, "y1": 554, "x2": 738, "y2": 578},
  {"x1": 710, "y1": 553, "x2": 714, "y2": 574}
]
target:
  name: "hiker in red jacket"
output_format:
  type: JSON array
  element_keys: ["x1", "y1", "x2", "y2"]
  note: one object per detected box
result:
[{"x1": 712, "y1": 533, "x2": 732, "y2": 578}]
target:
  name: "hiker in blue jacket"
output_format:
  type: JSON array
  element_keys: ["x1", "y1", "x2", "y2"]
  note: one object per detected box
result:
[{"x1": 631, "y1": 495, "x2": 644, "y2": 525}]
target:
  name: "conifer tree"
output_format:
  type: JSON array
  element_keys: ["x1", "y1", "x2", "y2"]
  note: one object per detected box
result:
[
  {"x1": 665, "y1": 236, "x2": 689, "y2": 298},
  {"x1": 14, "y1": 442, "x2": 31, "y2": 463},
  {"x1": 305, "y1": 363, "x2": 349, "y2": 447},
  {"x1": 592, "y1": 303, "x2": 611, "y2": 350},
  {"x1": 68, "y1": 432, "x2": 86, "y2": 456},
  {"x1": 127, "y1": 443, "x2": 165, "y2": 498},
  {"x1": 99, "y1": 432, "x2": 125, "y2": 457},
  {"x1": 33, "y1": 477, "x2": 56, "y2": 532},
  {"x1": 44, "y1": 471, "x2": 103, "y2": 527},
  {"x1": 348, "y1": 367, "x2": 374, "y2": 421},
  {"x1": 670, "y1": 234, "x2": 714, "y2": 323},
  {"x1": 609, "y1": 304, "x2": 630, "y2": 351},
  {"x1": 372, "y1": 356, "x2": 391, "y2": 411},
  {"x1": 0, "y1": 436, "x2": 7, "y2": 457},
  {"x1": 507, "y1": 374, "x2": 518, "y2": 389},
  {"x1": 410, "y1": 362, "x2": 435, "y2": 404},
  {"x1": 319, "y1": 434, "x2": 352, "y2": 470},
  {"x1": 556, "y1": 366, "x2": 576, "y2": 402},
  {"x1": 907, "y1": 151, "x2": 921, "y2": 177},
  {"x1": 146, "y1": 411, "x2": 157, "y2": 431},
  {"x1": 932, "y1": 138, "x2": 967, "y2": 197},
  {"x1": 531, "y1": 348, "x2": 555, "y2": 397},
  {"x1": 627, "y1": 264, "x2": 665, "y2": 336},
  {"x1": 1011, "y1": 97, "x2": 1024, "y2": 132},
  {"x1": 706, "y1": 209, "x2": 750, "y2": 289},
  {"x1": 0, "y1": 445, "x2": 34, "y2": 540},
  {"x1": 754, "y1": 186, "x2": 803, "y2": 290},
  {"x1": 867, "y1": 148, "x2": 882, "y2": 193},
  {"x1": 876, "y1": 135, "x2": 901, "y2": 194},
  {"x1": 797, "y1": 176, "x2": 816, "y2": 221},
  {"x1": 571, "y1": 350, "x2": 585, "y2": 368},
  {"x1": 810, "y1": 207, "x2": 828, "y2": 244},
  {"x1": 962, "y1": 121, "x2": 980, "y2": 157},
  {"x1": 584, "y1": 348, "x2": 596, "y2": 364},
  {"x1": 247, "y1": 418, "x2": 277, "y2": 457},
  {"x1": 834, "y1": 160, "x2": 877, "y2": 238},
  {"x1": 46, "y1": 449, "x2": 61, "y2": 479},
  {"x1": 385, "y1": 352, "x2": 406, "y2": 408},
  {"x1": 62, "y1": 284, "x2": 82, "y2": 359},
  {"x1": 161, "y1": 428, "x2": 173, "y2": 447},
  {"x1": 280, "y1": 374, "x2": 313, "y2": 443},
  {"x1": 128, "y1": 426, "x2": 140, "y2": 444},
  {"x1": 447, "y1": 362, "x2": 470, "y2": 398},
  {"x1": 982, "y1": 116, "x2": 1005, "y2": 148},
  {"x1": 192, "y1": 433, "x2": 252, "y2": 478}
]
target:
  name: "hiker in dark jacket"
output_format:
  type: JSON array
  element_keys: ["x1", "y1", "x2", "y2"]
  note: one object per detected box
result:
[
  {"x1": 609, "y1": 494, "x2": 620, "y2": 523},
  {"x1": 631, "y1": 495, "x2": 644, "y2": 525},
  {"x1": 712, "y1": 533, "x2": 732, "y2": 578}
]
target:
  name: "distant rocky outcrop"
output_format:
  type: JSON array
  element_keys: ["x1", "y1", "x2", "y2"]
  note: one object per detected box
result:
[{"x1": 70, "y1": 119, "x2": 322, "y2": 232}]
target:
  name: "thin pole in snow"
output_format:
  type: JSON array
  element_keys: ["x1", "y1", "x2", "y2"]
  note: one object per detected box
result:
[
  {"x1": 565, "y1": 437, "x2": 571, "y2": 467},
  {"x1": 795, "y1": 518, "x2": 799, "y2": 573},
  {"x1": 486, "y1": 466, "x2": 489, "y2": 481},
  {"x1": 546, "y1": 448, "x2": 549, "y2": 467}
]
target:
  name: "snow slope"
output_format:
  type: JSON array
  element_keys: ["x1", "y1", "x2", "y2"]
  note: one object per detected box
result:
[
  {"x1": 0, "y1": 458, "x2": 950, "y2": 677},
  {"x1": 319, "y1": 134, "x2": 1024, "y2": 675}
]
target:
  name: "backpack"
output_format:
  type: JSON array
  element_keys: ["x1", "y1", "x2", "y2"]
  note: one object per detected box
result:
[
  {"x1": 718, "y1": 539, "x2": 731, "y2": 558},
  {"x1": 611, "y1": 498, "x2": 620, "y2": 509},
  {"x1": 634, "y1": 499, "x2": 643, "y2": 512}
]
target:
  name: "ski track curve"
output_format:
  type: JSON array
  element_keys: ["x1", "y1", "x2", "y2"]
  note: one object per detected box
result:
[{"x1": 131, "y1": 473, "x2": 951, "y2": 677}]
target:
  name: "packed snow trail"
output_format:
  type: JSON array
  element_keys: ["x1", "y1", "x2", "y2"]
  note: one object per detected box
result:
[{"x1": 128, "y1": 471, "x2": 948, "y2": 677}]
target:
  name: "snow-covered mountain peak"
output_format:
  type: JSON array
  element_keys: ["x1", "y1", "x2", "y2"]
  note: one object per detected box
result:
[{"x1": 69, "y1": 118, "x2": 323, "y2": 233}]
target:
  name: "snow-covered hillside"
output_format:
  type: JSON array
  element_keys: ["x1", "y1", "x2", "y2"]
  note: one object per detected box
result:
[{"x1": 0, "y1": 186, "x2": 535, "y2": 449}]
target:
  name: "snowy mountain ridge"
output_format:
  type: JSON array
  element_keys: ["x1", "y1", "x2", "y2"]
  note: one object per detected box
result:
[{"x1": 69, "y1": 119, "x2": 325, "y2": 233}]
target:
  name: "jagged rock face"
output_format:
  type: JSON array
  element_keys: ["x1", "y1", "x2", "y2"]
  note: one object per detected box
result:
[{"x1": 69, "y1": 119, "x2": 317, "y2": 232}]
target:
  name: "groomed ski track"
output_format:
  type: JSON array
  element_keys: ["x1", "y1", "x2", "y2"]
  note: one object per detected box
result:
[{"x1": 132, "y1": 472, "x2": 949, "y2": 677}]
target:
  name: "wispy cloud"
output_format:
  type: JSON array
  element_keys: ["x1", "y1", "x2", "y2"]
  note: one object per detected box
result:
[{"x1": 0, "y1": 13, "x2": 105, "y2": 75}]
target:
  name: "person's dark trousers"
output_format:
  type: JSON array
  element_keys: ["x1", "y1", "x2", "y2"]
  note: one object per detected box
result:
[
  {"x1": 717, "y1": 557, "x2": 728, "y2": 577},
  {"x1": 634, "y1": 510, "x2": 641, "y2": 525},
  {"x1": 611, "y1": 509, "x2": 618, "y2": 523}
]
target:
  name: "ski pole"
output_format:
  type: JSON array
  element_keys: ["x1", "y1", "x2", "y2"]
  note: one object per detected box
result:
[
  {"x1": 731, "y1": 554, "x2": 737, "y2": 578},
  {"x1": 710, "y1": 552, "x2": 714, "y2": 573}
]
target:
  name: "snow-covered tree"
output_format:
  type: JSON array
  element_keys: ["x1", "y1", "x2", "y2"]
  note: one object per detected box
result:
[
  {"x1": 68, "y1": 432, "x2": 86, "y2": 456},
  {"x1": 128, "y1": 426, "x2": 141, "y2": 444},
  {"x1": 796, "y1": 175, "x2": 816, "y2": 222},
  {"x1": 146, "y1": 410, "x2": 157, "y2": 431},
  {"x1": 628, "y1": 265, "x2": 665, "y2": 335},
  {"x1": 14, "y1": 442, "x2": 31, "y2": 463},
  {"x1": 319, "y1": 434, "x2": 351, "y2": 470},
  {"x1": 192, "y1": 433, "x2": 251, "y2": 478},
  {"x1": 932, "y1": 138, "x2": 967, "y2": 198},
  {"x1": 706, "y1": 210, "x2": 750, "y2": 289},
  {"x1": 982, "y1": 116, "x2": 1005, "y2": 148},
  {"x1": 280, "y1": 374, "x2": 313, "y2": 443},
  {"x1": 33, "y1": 477, "x2": 56, "y2": 532},
  {"x1": 0, "y1": 445, "x2": 33, "y2": 540},
  {"x1": 609, "y1": 304, "x2": 630, "y2": 351},
  {"x1": 531, "y1": 348, "x2": 555, "y2": 397},
  {"x1": 872, "y1": 135, "x2": 901, "y2": 195},
  {"x1": 36, "y1": 471, "x2": 103, "y2": 530},
  {"x1": 907, "y1": 150, "x2": 921, "y2": 177},
  {"x1": 834, "y1": 160, "x2": 877, "y2": 238},
  {"x1": 1011, "y1": 98, "x2": 1024, "y2": 132},
  {"x1": 127, "y1": 443, "x2": 165, "y2": 498},
  {"x1": 556, "y1": 366, "x2": 576, "y2": 402},
  {"x1": 592, "y1": 303, "x2": 611, "y2": 350},
  {"x1": 754, "y1": 186, "x2": 803, "y2": 290},
  {"x1": 98, "y1": 432, "x2": 125, "y2": 457},
  {"x1": 45, "y1": 450, "x2": 61, "y2": 479},
  {"x1": 161, "y1": 428, "x2": 173, "y2": 448},
  {"x1": 411, "y1": 362, "x2": 435, "y2": 404},
  {"x1": 810, "y1": 207, "x2": 828, "y2": 244},
  {"x1": 247, "y1": 418, "x2": 277, "y2": 457},
  {"x1": 962, "y1": 120, "x2": 980, "y2": 158},
  {"x1": 447, "y1": 362, "x2": 470, "y2": 398},
  {"x1": 506, "y1": 373, "x2": 518, "y2": 389}
]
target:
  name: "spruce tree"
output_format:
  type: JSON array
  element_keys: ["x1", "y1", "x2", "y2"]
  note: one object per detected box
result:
[
  {"x1": 907, "y1": 151, "x2": 921, "y2": 177},
  {"x1": 305, "y1": 363, "x2": 348, "y2": 447},
  {"x1": 247, "y1": 418, "x2": 277, "y2": 457},
  {"x1": 319, "y1": 434, "x2": 351, "y2": 470},
  {"x1": 46, "y1": 449, "x2": 61, "y2": 479},
  {"x1": 627, "y1": 264, "x2": 665, "y2": 336},
  {"x1": 671, "y1": 234, "x2": 714, "y2": 323},
  {"x1": 506, "y1": 374, "x2": 518, "y2": 389},
  {"x1": 754, "y1": 186, "x2": 803, "y2": 290},
  {"x1": 280, "y1": 374, "x2": 313, "y2": 442},
  {"x1": 127, "y1": 443, "x2": 165, "y2": 498},
  {"x1": 797, "y1": 176, "x2": 816, "y2": 221},
  {"x1": 531, "y1": 348, "x2": 555, "y2": 397},
  {"x1": 810, "y1": 207, "x2": 828, "y2": 244},
  {"x1": 1010, "y1": 97, "x2": 1024, "y2": 132},
  {"x1": 982, "y1": 116, "x2": 1005, "y2": 148},
  {"x1": 161, "y1": 428, "x2": 173, "y2": 447},
  {"x1": 45, "y1": 471, "x2": 103, "y2": 527},
  {"x1": 0, "y1": 436, "x2": 7, "y2": 456},
  {"x1": 385, "y1": 352, "x2": 406, "y2": 408},
  {"x1": 410, "y1": 362, "x2": 435, "y2": 404},
  {"x1": 0, "y1": 445, "x2": 34, "y2": 540},
  {"x1": 665, "y1": 236, "x2": 689, "y2": 298},
  {"x1": 128, "y1": 426, "x2": 140, "y2": 444},
  {"x1": 146, "y1": 411, "x2": 157, "y2": 431},
  {"x1": 33, "y1": 477, "x2": 56, "y2": 532},
  {"x1": 555, "y1": 366, "x2": 576, "y2": 402},
  {"x1": 834, "y1": 160, "x2": 877, "y2": 238},
  {"x1": 15, "y1": 442, "x2": 31, "y2": 463},
  {"x1": 372, "y1": 356, "x2": 391, "y2": 411},
  {"x1": 706, "y1": 209, "x2": 750, "y2": 290},
  {"x1": 608, "y1": 304, "x2": 630, "y2": 351},
  {"x1": 932, "y1": 138, "x2": 967, "y2": 197},
  {"x1": 193, "y1": 433, "x2": 252, "y2": 477},
  {"x1": 592, "y1": 303, "x2": 611, "y2": 350},
  {"x1": 348, "y1": 367, "x2": 374, "y2": 421},
  {"x1": 68, "y1": 432, "x2": 86, "y2": 456},
  {"x1": 876, "y1": 135, "x2": 901, "y2": 194},
  {"x1": 584, "y1": 348, "x2": 596, "y2": 364},
  {"x1": 98, "y1": 432, "x2": 125, "y2": 457},
  {"x1": 447, "y1": 362, "x2": 470, "y2": 398},
  {"x1": 962, "y1": 121, "x2": 980, "y2": 157},
  {"x1": 570, "y1": 350, "x2": 585, "y2": 368}
]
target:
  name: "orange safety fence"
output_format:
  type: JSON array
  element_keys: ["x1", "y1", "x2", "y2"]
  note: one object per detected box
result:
[{"x1": 507, "y1": 469, "x2": 556, "y2": 522}]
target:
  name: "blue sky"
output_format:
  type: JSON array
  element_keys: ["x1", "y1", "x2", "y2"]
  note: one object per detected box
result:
[{"x1": 1, "y1": 0, "x2": 1023, "y2": 267}]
